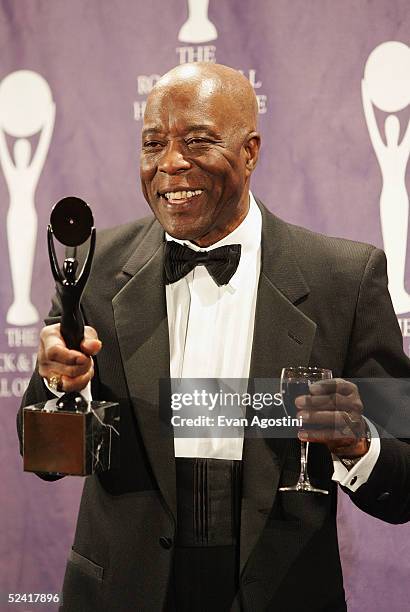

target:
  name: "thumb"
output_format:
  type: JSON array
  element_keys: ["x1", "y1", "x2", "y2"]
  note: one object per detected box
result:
[{"x1": 81, "y1": 326, "x2": 102, "y2": 356}]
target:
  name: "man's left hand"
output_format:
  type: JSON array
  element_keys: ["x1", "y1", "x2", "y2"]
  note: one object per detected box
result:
[{"x1": 294, "y1": 379, "x2": 370, "y2": 458}]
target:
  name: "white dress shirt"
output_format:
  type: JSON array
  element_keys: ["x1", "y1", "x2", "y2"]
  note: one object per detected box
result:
[
  {"x1": 166, "y1": 193, "x2": 262, "y2": 459},
  {"x1": 45, "y1": 192, "x2": 380, "y2": 490}
]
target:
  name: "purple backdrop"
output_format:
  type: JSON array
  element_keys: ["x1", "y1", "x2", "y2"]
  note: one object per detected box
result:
[{"x1": 1, "y1": 1, "x2": 409, "y2": 610}]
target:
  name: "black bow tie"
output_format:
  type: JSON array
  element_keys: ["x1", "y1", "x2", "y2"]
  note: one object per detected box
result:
[{"x1": 164, "y1": 240, "x2": 241, "y2": 286}]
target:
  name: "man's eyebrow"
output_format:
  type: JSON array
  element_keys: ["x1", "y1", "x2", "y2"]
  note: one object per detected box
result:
[
  {"x1": 142, "y1": 127, "x2": 163, "y2": 138},
  {"x1": 142, "y1": 124, "x2": 222, "y2": 138},
  {"x1": 183, "y1": 124, "x2": 221, "y2": 137}
]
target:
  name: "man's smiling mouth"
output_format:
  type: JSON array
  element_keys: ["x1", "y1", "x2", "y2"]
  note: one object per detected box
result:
[{"x1": 160, "y1": 189, "x2": 203, "y2": 202}]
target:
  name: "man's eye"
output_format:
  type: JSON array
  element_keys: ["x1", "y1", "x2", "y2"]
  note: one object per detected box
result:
[
  {"x1": 186, "y1": 138, "x2": 209, "y2": 146},
  {"x1": 143, "y1": 141, "x2": 163, "y2": 149}
]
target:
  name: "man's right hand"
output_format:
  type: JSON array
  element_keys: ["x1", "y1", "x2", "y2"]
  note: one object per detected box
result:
[{"x1": 38, "y1": 324, "x2": 102, "y2": 392}]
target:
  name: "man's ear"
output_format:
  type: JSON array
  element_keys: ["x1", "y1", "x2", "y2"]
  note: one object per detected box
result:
[{"x1": 244, "y1": 132, "x2": 261, "y2": 174}]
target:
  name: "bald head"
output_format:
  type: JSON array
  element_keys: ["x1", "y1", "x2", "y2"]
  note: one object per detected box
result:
[
  {"x1": 148, "y1": 63, "x2": 259, "y2": 133},
  {"x1": 140, "y1": 62, "x2": 261, "y2": 247}
]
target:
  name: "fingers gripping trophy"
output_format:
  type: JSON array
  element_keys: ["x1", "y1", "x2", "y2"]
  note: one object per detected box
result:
[
  {"x1": 23, "y1": 198, "x2": 119, "y2": 476},
  {"x1": 0, "y1": 70, "x2": 55, "y2": 326}
]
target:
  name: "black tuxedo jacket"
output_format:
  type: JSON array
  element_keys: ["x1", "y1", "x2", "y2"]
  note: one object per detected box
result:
[{"x1": 19, "y1": 200, "x2": 410, "y2": 612}]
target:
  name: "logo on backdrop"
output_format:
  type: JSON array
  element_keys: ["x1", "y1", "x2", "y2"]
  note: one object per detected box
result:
[
  {"x1": 134, "y1": 0, "x2": 267, "y2": 120},
  {"x1": 362, "y1": 41, "x2": 410, "y2": 316},
  {"x1": 0, "y1": 70, "x2": 55, "y2": 326},
  {"x1": 178, "y1": 0, "x2": 217, "y2": 43}
]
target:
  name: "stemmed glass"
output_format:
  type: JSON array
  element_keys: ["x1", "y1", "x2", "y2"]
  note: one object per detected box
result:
[{"x1": 279, "y1": 366, "x2": 332, "y2": 494}]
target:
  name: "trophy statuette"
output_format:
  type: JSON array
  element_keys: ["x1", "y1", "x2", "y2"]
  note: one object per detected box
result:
[{"x1": 23, "y1": 197, "x2": 120, "y2": 476}]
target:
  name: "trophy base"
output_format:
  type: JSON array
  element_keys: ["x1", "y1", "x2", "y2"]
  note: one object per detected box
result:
[{"x1": 23, "y1": 398, "x2": 120, "y2": 476}]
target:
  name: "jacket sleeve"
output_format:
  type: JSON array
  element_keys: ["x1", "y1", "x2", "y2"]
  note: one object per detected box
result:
[{"x1": 343, "y1": 247, "x2": 410, "y2": 523}]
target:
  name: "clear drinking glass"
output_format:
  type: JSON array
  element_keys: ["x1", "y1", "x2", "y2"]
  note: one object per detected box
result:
[{"x1": 279, "y1": 366, "x2": 332, "y2": 495}]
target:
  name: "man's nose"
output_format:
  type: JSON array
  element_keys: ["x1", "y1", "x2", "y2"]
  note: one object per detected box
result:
[{"x1": 158, "y1": 141, "x2": 191, "y2": 174}]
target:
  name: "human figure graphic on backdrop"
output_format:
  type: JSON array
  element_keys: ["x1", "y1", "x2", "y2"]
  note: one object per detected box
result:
[
  {"x1": 178, "y1": 0, "x2": 217, "y2": 43},
  {"x1": 0, "y1": 70, "x2": 55, "y2": 325},
  {"x1": 362, "y1": 41, "x2": 410, "y2": 315}
]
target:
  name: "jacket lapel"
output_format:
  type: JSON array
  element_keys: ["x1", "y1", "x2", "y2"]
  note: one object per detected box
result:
[
  {"x1": 112, "y1": 220, "x2": 177, "y2": 519},
  {"x1": 240, "y1": 201, "x2": 317, "y2": 574}
]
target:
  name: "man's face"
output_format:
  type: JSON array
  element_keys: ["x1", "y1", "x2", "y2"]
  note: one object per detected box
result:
[{"x1": 140, "y1": 79, "x2": 256, "y2": 246}]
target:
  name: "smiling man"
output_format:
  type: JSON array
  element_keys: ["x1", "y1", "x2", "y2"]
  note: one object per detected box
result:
[
  {"x1": 19, "y1": 63, "x2": 410, "y2": 612},
  {"x1": 140, "y1": 63, "x2": 259, "y2": 246}
]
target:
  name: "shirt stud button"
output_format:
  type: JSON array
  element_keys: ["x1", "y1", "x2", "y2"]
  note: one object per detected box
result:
[
  {"x1": 159, "y1": 536, "x2": 173, "y2": 549},
  {"x1": 377, "y1": 491, "x2": 391, "y2": 502}
]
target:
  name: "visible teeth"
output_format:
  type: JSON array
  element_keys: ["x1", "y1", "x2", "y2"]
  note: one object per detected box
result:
[{"x1": 164, "y1": 190, "x2": 203, "y2": 200}]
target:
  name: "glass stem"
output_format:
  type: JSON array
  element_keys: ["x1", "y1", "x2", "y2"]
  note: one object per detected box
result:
[{"x1": 299, "y1": 441, "x2": 311, "y2": 484}]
